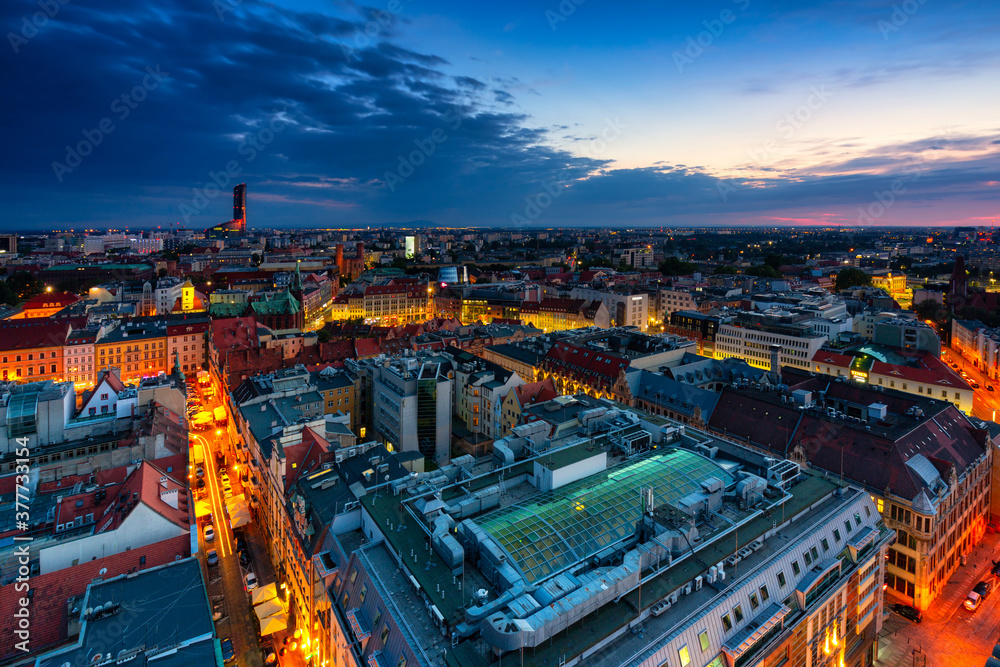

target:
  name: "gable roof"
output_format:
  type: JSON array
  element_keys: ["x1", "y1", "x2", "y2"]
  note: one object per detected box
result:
[{"x1": 513, "y1": 378, "x2": 558, "y2": 409}]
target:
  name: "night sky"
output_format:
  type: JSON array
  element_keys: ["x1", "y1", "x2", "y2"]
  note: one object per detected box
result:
[{"x1": 1, "y1": 0, "x2": 998, "y2": 230}]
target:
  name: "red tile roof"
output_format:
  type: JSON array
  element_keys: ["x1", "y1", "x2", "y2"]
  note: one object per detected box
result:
[
  {"x1": 355, "y1": 338, "x2": 381, "y2": 359},
  {"x1": 870, "y1": 359, "x2": 969, "y2": 389},
  {"x1": 514, "y1": 379, "x2": 558, "y2": 408},
  {"x1": 0, "y1": 319, "x2": 77, "y2": 351},
  {"x1": 211, "y1": 316, "x2": 259, "y2": 352},
  {"x1": 539, "y1": 342, "x2": 628, "y2": 391},
  {"x1": 812, "y1": 351, "x2": 854, "y2": 369},
  {"x1": 284, "y1": 427, "x2": 332, "y2": 488},
  {"x1": 708, "y1": 386, "x2": 986, "y2": 499},
  {"x1": 96, "y1": 461, "x2": 190, "y2": 534},
  {"x1": 21, "y1": 292, "x2": 81, "y2": 310}
]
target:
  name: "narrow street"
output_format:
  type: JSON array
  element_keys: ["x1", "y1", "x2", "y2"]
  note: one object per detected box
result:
[
  {"x1": 190, "y1": 377, "x2": 265, "y2": 667},
  {"x1": 877, "y1": 532, "x2": 1000, "y2": 666},
  {"x1": 942, "y1": 348, "x2": 1000, "y2": 422},
  {"x1": 191, "y1": 374, "x2": 308, "y2": 667}
]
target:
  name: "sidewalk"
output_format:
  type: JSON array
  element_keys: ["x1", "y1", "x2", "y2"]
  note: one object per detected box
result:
[
  {"x1": 243, "y1": 521, "x2": 308, "y2": 667},
  {"x1": 877, "y1": 531, "x2": 1000, "y2": 667}
]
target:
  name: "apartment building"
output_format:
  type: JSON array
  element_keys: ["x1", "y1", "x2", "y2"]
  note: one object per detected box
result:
[
  {"x1": 0, "y1": 319, "x2": 76, "y2": 384},
  {"x1": 569, "y1": 286, "x2": 649, "y2": 330},
  {"x1": 64, "y1": 327, "x2": 98, "y2": 388},
  {"x1": 363, "y1": 283, "x2": 431, "y2": 325},
  {"x1": 447, "y1": 348, "x2": 524, "y2": 447},
  {"x1": 813, "y1": 349, "x2": 973, "y2": 415},
  {"x1": 95, "y1": 319, "x2": 169, "y2": 384},
  {"x1": 519, "y1": 298, "x2": 609, "y2": 332},
  {"x1": 166, "y1": 316, "x2": 210, "y2": 375},
  {"x1": 370, "y1": 352, "x2": 454, "y2": 463},
  {"x1": 656, "y1": 288, "x2": 699, "y2": 321},
  {"x1": 715, "y1": 317, "x2": 827, "y2": 372},
  {"x1": 708, "y1": 370, "x2": 992, "y2": 610}
]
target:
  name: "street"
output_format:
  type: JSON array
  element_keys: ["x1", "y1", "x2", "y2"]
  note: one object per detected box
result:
[
  {"x1": 941, "y1": 349, "x2": 1000, "y2": 422},
  {"x1": 189, "y1": 374, "x2": 309, "y2": 667},
  {"x1": 878, "y1": 531, "x2": 1000, "y2": 666},
  {"x1": 190, "y1": 376, "x2": 265, "y2": 667}
]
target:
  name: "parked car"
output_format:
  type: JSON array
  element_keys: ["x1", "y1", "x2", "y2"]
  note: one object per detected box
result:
[
  {"x1": 196, "y1": 479, "x2": 205, "y2": 490},
  {"x1": 221, "y1": 638, "x2": 236, "y2": 663},
  {"x1": 971, "y1": 381, "x2": 980, "y2": 389},
  {"x1": 989, "y1": 385, "x2": 995, "y2": 392},
  {"x1": 204, "y1": 524, "x2": 215, "y2": 542},
  {"x1": 888, "y1": 603, "x2": 922, "y2": 623},
  {"x1": 196, "y1": 467, "x2": 204, "y2": 478},
  {"x1": 991, "y1": 559, "x2": 1000, "y2": 578},
  {"x1": 965, "y1": 580, "x2": 993, "y2": 612},
  {"x1": 206, "y1": 549, "x2": 219, "y2": 566},
  {"x1": 245, "y1": 571, "x2": 259, "y2": 590},
  {"x1": 240, "y1": 551, "x2": 251, "y2": 567}
]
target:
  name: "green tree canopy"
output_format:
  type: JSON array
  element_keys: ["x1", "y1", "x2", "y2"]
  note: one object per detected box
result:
[
  {"x1": 746, "y1": 264, "x2": 781, "y2": 278},
  {"x1": 658, "y1": 256, "x2": 697, "y2": 277},
  {"x1": 835, "y1": 267, "x2": 873, "y2": 291}
]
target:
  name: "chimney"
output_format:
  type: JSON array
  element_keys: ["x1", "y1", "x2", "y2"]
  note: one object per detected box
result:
[{"x1": 769, "y1": 344, "x2": 782, "y2": 384}]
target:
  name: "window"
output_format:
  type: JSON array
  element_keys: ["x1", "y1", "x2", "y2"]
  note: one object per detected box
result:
[
  {"x1": 677, "y1": 645, "x2": 692, "y2": 667},
  {"x1": 699, "y1": 630, "x2": 710, "y2": 652},
  {"x1": 759, "y1": 584, "x2": 769, "y2": 602},
  {"x1": 821, "y1": 538, "x2": 829, "y2": 552},
  {"x1": 749, "y1": 592, "x2": 759, "y2": 609},
  {"x1": 833, "y1": 528, "x2": 841, "y2": 542},
  {"x1": 721, "y1": 613, "x2": 733, "y2": 632},
  {"x1": 803, "y1": 551, "x2": 812, "y2": 566},
  {"x1": 811, "y1": 546, "x2": 819, "y2": 561},
  {"x1": 792, "y1": 561, "x2": 801, "y2": 576},
  {"x1": 380, "y1": 625, "x2": 390, "y2": 645},
  {"x1": 733, "y1": 604, "x2": 744, "y2": 624},
  {"x1": 359, "y1": 584, "x2": 367, "y2": 605}
]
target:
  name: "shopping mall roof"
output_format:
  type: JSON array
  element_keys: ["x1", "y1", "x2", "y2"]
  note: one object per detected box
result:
[{"x1": 474, "y1": 448, "x2": 733, "y2": 584}]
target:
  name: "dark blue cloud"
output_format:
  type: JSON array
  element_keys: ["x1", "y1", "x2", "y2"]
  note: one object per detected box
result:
[{"x1": 0, "y1": 0, "x2": 997, "y2": 230}]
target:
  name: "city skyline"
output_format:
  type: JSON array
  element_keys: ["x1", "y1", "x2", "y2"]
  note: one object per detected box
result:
[{"x1": 2, "y1": 0, "x2": 998, "y2": 231}]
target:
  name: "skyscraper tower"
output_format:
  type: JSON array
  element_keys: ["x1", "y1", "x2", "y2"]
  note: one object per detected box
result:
[
  {"x1": 205, "y1": 183, "x2": 247, "y2": 239},
  {"x1": 233, "y1": 183, "x2": 246, "y2": 232}
]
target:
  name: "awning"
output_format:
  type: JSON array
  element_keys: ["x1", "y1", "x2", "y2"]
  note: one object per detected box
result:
[
  {"x1": 195, "y1": 500, "x2": 213, "y2": 518},
  {"x1": 230, "y1": 507, "x2": 251, "y2": 528},
  {"x1": 255, "y1": 598, "x2": 284, "y2": 619},
  {"x1": 251, "y1": 582, "x2": 278, "y2": 605},
  {"x1": 258, "y1": 611, "x2": 288, "y2": 636}
]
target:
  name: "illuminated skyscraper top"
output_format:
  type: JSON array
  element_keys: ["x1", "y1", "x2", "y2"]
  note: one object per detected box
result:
[
  {"x1": 205, "y1": 184, "x2": 247, "y2": 239},
  {"x1": 233, "y1": 183, "x2": 246, "y2": 232}
]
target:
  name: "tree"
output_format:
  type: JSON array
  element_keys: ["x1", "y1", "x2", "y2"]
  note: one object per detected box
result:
[
  {"x1": 835, "y1": 267, "x2": 873, "y2": 292},
  {"x1": 251, "y1": 253, "x2": 262, "y2": 267},
  {"x1": 746, "y1": 264, "x2": 781, "y2": 278},
  {"x1": 913, "y1": 299, "x2": 943, "y2": 322},
  {"x1": 714, "y1": 265, "x2": 738, "y2": 275},
  {"x1": 764, "y1": 253, "x2": 785, "y2": 270},
  {"x1": 658, "y1": 256, "x2": 697, "y2": 277},
  {"x1": 157, "y1": 268, "x2": 168, "y2": 279},
  {"x1": 7, "y1": 271, "x2": 43, "y2": 302}
]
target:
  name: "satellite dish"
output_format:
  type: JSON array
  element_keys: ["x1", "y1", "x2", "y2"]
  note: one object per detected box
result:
[{"x1": 98, "y1": 568, "x2": 107, "y2": 576}]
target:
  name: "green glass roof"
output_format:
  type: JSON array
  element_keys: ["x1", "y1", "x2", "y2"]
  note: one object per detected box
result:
[{"x1": 477, "y1": 448, "x2": 733, "y2": 584}]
